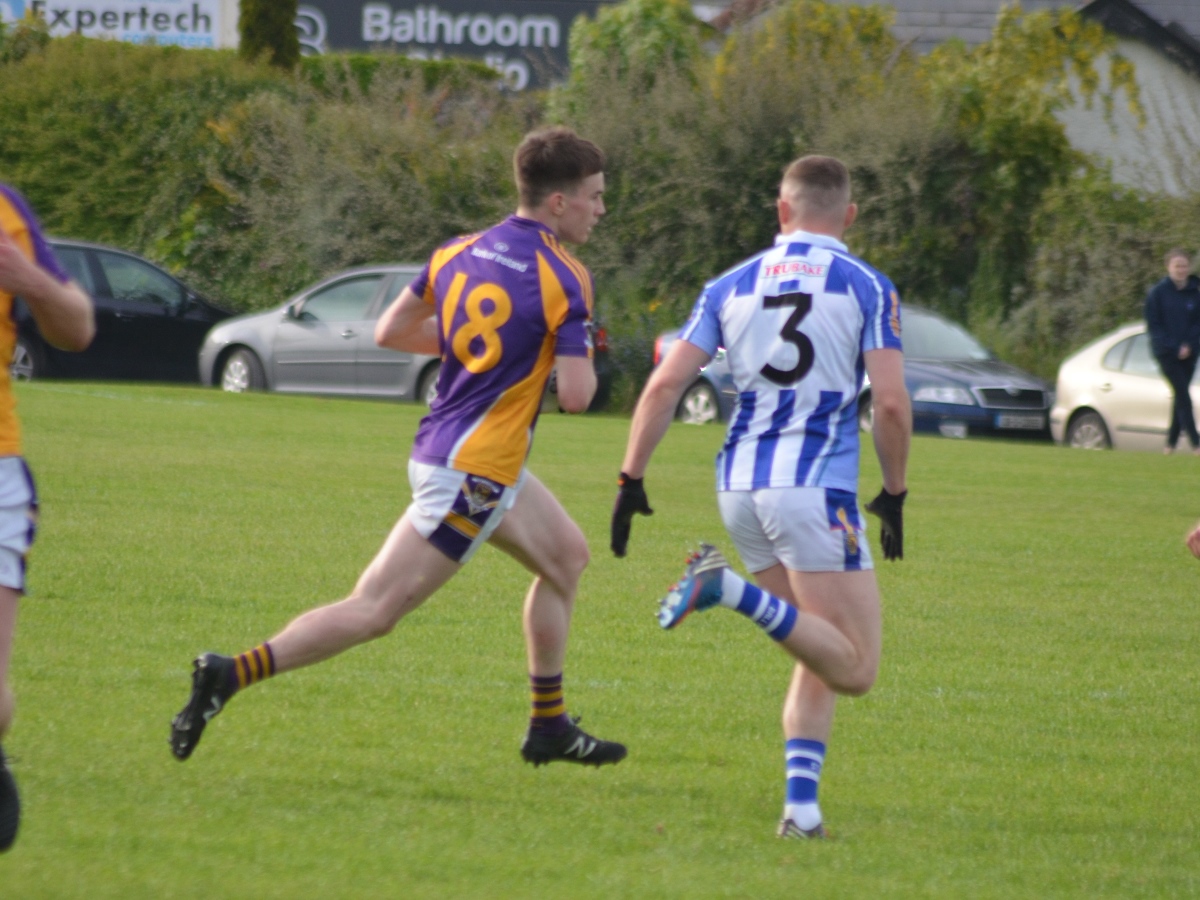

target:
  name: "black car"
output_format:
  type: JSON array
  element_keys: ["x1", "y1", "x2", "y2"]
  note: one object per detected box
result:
[{"x1": 13, "y1": 239, "x2": 231, "y2": 382}]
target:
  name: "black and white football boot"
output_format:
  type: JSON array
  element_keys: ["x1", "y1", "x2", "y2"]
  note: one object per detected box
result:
[
  {"x1": 169, "y1": 653, "x2": 236, "y2": 761},
  {"x1": 777, "y1": 817, "x2": 828, "y2": 839},
  {"x1": 520, "y1": 716, "x2": 627, "y2": 768}
]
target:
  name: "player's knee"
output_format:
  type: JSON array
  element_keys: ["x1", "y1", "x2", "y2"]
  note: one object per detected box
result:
[
  {"x1": 839, "y1": 663, "x2": 877, "y2": 697},
  {"x1": 567, "y1": 533, "x2": 590, "y2": 579},
  {"x1": 362, "y1": 609, "x2": 399, "y2": 640},
  {"x1": 354, "y1": 591, "x2": 415, "y2": 641},
  {"x1": 545, "y1": 529, "x2": 589, "y2": 591}
]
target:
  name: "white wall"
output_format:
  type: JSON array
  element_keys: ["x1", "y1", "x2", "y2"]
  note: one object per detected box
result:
[{"x1": 1057, "y1": 38, "x2": 1200, "y2": 196}]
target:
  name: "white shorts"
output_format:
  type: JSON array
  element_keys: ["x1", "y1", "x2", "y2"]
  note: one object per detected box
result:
[
  {"x1": 0, "y1": 457, "x2": 38, "y2": 592},
  {"x1": 717, "y1": 486, "x2": 873, "y2": 574},
  {"x1": 405, "y1": 461, "x2": 525, "y2": 563}
]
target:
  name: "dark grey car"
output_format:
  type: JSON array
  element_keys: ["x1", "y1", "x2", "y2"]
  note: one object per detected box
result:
[
  {"x1": 656, "y1": 305, "x2": 1052, "y2": 438},
  {"x1": 198, "y1": 264, "x2": 441, "y2": 404}
]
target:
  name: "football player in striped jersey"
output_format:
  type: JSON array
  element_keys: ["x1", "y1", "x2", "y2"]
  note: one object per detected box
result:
[{"x1": 613, "y1": 156, "x2": 911, "y2": 837}]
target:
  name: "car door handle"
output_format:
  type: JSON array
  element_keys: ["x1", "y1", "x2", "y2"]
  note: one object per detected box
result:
[
  {"x1": 1099, "y1": 383, "x2": 1113, "y2": 392},
  {"x1": 341, "y1": 329, "x2": 356, "y2": 339}
]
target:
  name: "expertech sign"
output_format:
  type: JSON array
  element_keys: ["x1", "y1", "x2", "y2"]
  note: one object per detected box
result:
[
  {"x1": 297, "y1": 0, "x2": 607, "y2": 90},
  {"x1": 23, "y1": 0, "x2": 219, "y2": 47}
]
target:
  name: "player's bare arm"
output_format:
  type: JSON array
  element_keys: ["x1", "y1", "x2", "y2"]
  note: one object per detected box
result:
[
  {"x1": 611, "y1": 339, "x2": 711, "y2": 557},
  {"x1": 863, "y1": 347, "x2": 911, "y2": 560},
  {"x1": 621, "y1": 339, "x2": 713, "y2": 477},
  {"x1": 863, "y1": 348, "x2": 910, "y2": 494},
  {"x1": 553, "y1": 355, "x2": 597, "y2": 414},
  {"x1": 0, "y1": 229, "x2": 93, "y2": 351},
  {"x1": 374, "y1": 285, "x2": 439, "y2": 354}
]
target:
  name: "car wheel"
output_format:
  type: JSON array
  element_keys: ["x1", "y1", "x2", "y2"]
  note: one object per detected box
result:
[
  {"x1": 677, "y1": 381, "x2": 719, "y2": 425},
  {"x1": 418, "y1": 362, "x2": 440, "y2": 407},
  {"x1": 220, "y1": 348, "x2": 265, "y2": 393},
  {"x1": 1066, "y1": 411, "x2": 1111, "y2": 449},
  {"x1": 10, "y1": 338, "x2": 40, "y2": 382},
  {"x1": 858, "y1": 393, "x2": 873, "y2": 433}
]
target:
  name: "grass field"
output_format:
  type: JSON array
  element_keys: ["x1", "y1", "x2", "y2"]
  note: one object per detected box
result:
[{"x1": 2, "y1": 381, "x2": 1199, "y2": 898}]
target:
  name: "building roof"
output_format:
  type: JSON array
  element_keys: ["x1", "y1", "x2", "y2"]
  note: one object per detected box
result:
[
  {"x1": 1081, "y1": 0, "x2": 1200, "y2": 79},
  {"x1": 709, "y1": 0, "x2": 1200, "y2": 59}
]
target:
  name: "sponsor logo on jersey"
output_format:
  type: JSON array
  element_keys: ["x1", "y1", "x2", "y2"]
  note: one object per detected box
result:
[
  {"x1": 470, "y1": 245, "x2": 528, "y2": 272},
  {"x1": 764, "y1": 261, "x2": 827, "y2": 279}
]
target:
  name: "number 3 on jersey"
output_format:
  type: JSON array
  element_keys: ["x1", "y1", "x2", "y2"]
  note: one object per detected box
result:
[
  {"x1": 761, "y1": 291, "x2": 815, "y2": 385},
  {"x1": 442, "y1": 273, "x2": 512, "y2": 373}
]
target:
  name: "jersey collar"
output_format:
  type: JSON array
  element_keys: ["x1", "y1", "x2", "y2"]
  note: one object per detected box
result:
[
  {"x1": 774, "y1": 229, "x2": 848, "y2": 253},
  {"x1": 507, "y1": 214, "x2": 555, "y2": 237}
]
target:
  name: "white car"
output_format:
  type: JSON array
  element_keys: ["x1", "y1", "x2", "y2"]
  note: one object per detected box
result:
[{"x1": 1050, "y1": 322, "x2": 1200, "y2": 450}]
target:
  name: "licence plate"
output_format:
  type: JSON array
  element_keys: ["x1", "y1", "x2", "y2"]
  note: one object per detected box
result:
[{"x1": 996, "y1": 413, "x2": 1045, "y2": 430}]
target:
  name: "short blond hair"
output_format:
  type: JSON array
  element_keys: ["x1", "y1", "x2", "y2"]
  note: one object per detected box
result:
[
  {"x1": 781, "y1": 156, "x2": 851, "y2": 216},
  {"x1": 1165, "y1": 247, "x2": 1191, "y2": 265}
]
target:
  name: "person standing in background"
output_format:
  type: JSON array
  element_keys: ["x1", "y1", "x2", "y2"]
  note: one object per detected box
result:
[{"x1": 1144, "y1": 249, "x2": 1200, "y2": 455}]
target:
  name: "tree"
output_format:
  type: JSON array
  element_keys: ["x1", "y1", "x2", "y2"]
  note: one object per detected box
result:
[
  {"x1": 239, "y1": 0, "x2": 300, "y2": 69},
  {"x1": 0, "y1": 11, "x2": 50, "y2": 64},
  {"x1": 552, "y1": 0, "x2": 917, "y2": 405},
  {"x1": 919, "y1": 3, "x2": 1141, "y2": 323}
]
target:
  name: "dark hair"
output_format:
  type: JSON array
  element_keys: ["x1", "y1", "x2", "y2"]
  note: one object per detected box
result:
[
  {"x1": 514, "y1": 127, "x2": 605, "y2": 208},
  {"x1": 1165, "y1": 248, "x2": 1191, "y2": 265},
  {"x1": 780, "y1": 155, "x2": 851, "y2": 214}
]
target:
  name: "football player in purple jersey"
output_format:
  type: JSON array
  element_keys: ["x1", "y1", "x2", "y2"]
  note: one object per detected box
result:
[
  {"x1": 0, "y1": 184, "x2": 95, "y2": 852},
  {"x1": 171, "y1": 127, "x2": 626, "y2": 770}
]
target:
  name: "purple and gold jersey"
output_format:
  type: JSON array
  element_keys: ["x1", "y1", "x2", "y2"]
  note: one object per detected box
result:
[
  {"x1": 0, "y1": 185, "x2": 71, "y2": 456},
  {"x1": 409, "y1": 215, "x2": 594, "y2": 486}
]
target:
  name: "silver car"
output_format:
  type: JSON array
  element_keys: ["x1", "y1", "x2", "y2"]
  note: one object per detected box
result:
[
  {"x1": 1050, "y1": 322, "x2": 1200, "y2": 450},
  {"x1": 199, "y1": 264, "x2": 441, "y2": 404}
]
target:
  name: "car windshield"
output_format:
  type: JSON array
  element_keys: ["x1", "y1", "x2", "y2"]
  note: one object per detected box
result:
[{"x1": 903, "y1": 310, "x2": 991, "y2": 361}]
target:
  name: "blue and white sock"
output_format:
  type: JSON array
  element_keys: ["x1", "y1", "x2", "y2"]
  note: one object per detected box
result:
[
  {"x1": 783, "y1": 738, "x2": 825, "y2": 830},
  {"x1": 716, "y1": 570, "x2": 798, "y2": 641}
]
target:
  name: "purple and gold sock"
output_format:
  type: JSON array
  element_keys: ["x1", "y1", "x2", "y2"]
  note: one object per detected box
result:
[
  {"x1": 529, "y1": 673, "x2": 569, "y2": 734},
  {"x1": 228, "y1": 642, "x2": 276, "y2": 695}
]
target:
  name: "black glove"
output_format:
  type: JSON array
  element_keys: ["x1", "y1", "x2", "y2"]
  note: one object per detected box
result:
[
  {"x1": 865, "y1": 487, "x2": 906, "y2": 561},
  {"x1": 611, "y1": 472, "x2": 653, "y2": 557}
]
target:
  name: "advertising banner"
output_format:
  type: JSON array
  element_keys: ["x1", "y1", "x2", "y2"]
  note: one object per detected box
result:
[
  {"x1": 296, "y1": 0, "x2": 606, "y2": 90},
  {"x1": 3, "y1": 0, "x2": 220, "y2": 47}
]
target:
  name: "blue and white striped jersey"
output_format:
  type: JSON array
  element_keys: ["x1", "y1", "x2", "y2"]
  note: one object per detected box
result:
[{"x1": 679, "y1": 230, "x2": 902, "y2": 494}]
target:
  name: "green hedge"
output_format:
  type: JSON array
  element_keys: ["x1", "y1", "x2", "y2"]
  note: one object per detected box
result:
[
  {"x1": 2, "y1": 3, "x2": 1196, "y2": 396},
  {"x1": 0, "y1": 35, "x2": 509, "y2": 313}
]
